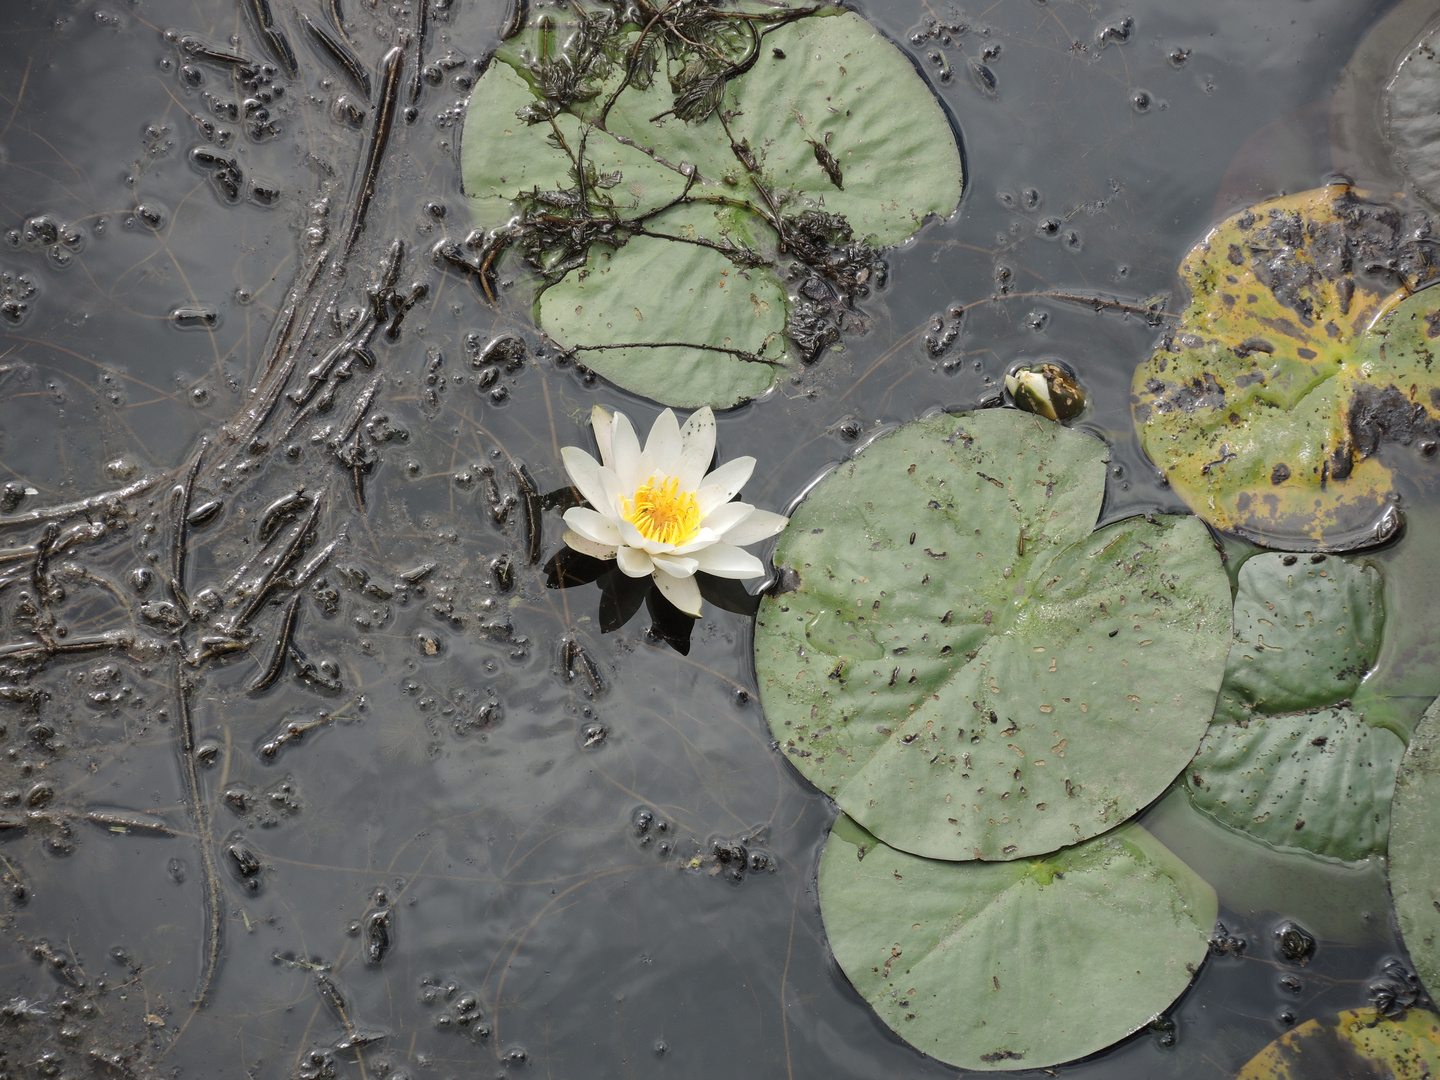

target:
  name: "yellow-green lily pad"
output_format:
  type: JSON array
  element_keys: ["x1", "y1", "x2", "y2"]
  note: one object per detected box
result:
[
  {"x1": 1236, "y1": 1008, "x2": 1440, "y2": 1079},
  {"x1": 1132, "y1": 186, "x2": 1440, "y2": 551}
]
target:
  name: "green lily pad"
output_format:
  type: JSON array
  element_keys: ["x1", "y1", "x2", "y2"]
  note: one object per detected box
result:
[
  {"x1": 818, "y1": 815, "x2": 1216, "y2": 1072},
  {"x1": 754, "y1": 409, "x2": 1232, "y2": 861},
  {"x1": 1131, "y1": 186, "x2": 1440, "y2": 551},
  {"x1": 1225, "y1": 552, "x2": 1384, "y2": 715},
  {"x1": 1388, "y1": 696, "x2": 1440, "y2": 999},
  {"x1": 1236, "y1": 1008, "x2": 1440, "y2": 1080},
  {"x1": 460, "y1": 3, "x2": 963, "y2": 407},
  {"x1": 1186, "y1": 705, "x2": 1405, "y2": 863}
]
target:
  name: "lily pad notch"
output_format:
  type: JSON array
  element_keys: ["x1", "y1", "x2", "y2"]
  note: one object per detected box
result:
[{"x1": 460, "y1": 1, "x2": 965, "y2": 407}]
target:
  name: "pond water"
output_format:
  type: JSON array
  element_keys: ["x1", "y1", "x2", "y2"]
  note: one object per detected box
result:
[{"x1": 0, "y1": 0, "x2": 1432, "y2": 1075}]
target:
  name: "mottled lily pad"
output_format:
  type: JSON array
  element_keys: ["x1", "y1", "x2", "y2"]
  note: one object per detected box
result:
[
  {"x1": 818, "y1": 815, "x2": 1216, "y2": 1072},
  {"x1": 1131, "y1": 186, "x2": 1440, "y2": 551},
  {"x1": 1236, "y1": 1008, "x2": 1440, "y2": 1079},
  {"x1": 1389, "y1": 696, "x2": 1440, "y2": 999},
  {"x1": 460, "y1": 2, "x2": 963, "y2": 408},
  {"x1": 754, "y1": 409, "x2": 1232, "y2": 861}
]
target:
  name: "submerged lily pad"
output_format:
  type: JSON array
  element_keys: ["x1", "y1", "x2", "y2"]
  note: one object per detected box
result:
[
  {"x1": 754, "y1": 410, "x2": 1232, "y2": 861},
  {"x1": 1223, "y1": 552, "x2": 1384, "y2": 714},
  {"x1": 818, "y1": 815, "x2": 1216, "y2": 1072},
  {"x1": 1389, "y1": 696, "x2": 1440, "y2": 999},
  {"x1": 1131, "y1": 186, "x2": 1440, "y2": 551},
  {"x1": 460, "y1": 2, "x2": 963, "y2": 407},
  {"x1": 1387, "y1": 26, "x2": 1440, "y2": 215},
  {"x1": 1185, "y1": 552, "x2": 1397, "y2": 862},
  {"x1": 1236, "y1": 1008, "x2": 1440, "y2": 1079},
  {"x1": 1186, "y1": 706, "x2": 1404, "y2": 863}
]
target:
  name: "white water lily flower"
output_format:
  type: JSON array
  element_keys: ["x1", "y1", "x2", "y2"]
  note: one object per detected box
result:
[{"x1": 561, "y1": 405, "x2": 789, "y2": 617}]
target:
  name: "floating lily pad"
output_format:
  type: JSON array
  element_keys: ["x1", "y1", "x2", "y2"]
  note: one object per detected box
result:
[
  {"x1": 461, "y1": 2, "x2": 963, "y2": 407},
  {"x1": 818, "y1": 815, "x2": 1216, "y2": 1072},
  {"x1": 1222, "y1": 552, "x2": 1384, "y2": 715},
  {"x1": 754, "y1": 410, "x2": 1232, "y2": 861},
  {"x1": 1389, "y1": 696, "x2": 1440, "y2": 999},
  {"x1": 1186, "y1": 706, "x2": 1404, "y2": 863},
  {"x1": 1131, "y1": 186, "x2": 1440, "y2": 551},
  {"x1": 1236, "y1": 1008, "x2": 1440, "y2": 1079}
]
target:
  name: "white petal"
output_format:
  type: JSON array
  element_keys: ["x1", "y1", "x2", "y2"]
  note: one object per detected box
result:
[
  {"x1": 651, "y1": 552, "x2": 699, "y2": 577},
  {"x1": 611, "y1": 410, "x2": 644, "y2": 492},
  {"x1": 716, "y1": 508, "x2": 789, "y2": 547},
  {"x1": 591, "y1": 405, "x2": 614, "y2": 468},
  {"x1": 617, "y1": 544, "x2": 654, "y2": 578},
  {"x1": 653, "y1": 568, "x2": 702, "y2": 616},
  {"x1": 692, "y1": 542, "x2": 765, "y2": 580},
  {"x1": 563, "y1": 506, "x2": 622, "y2": 546},
  {"x1": 561, "y1": 447, "x2": 614, "y2": 514},
  {"x1": 644, "y1": 408, "x2": 682, "y2": 471},
  {"x1": 696, "y1": 456, "x2": 756, "y2": 515},
  {"x1": 563, "y1": 531, "x2": 617, "y2": 561},
  {"x1": 669, "y1": 530, "x2": 720, "y2": 555},
  {"x1": 698, "y1": 500, "x2": 755, "y2": 537},
  {"x1": 619, "y1": 518, "x2": 675, "y2": 555},
  {"x1": 674, "y1": 407, "x2": 716, "y2": 490}
]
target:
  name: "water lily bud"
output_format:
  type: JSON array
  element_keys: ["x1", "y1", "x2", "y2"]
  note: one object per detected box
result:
[{"x1": 1004, "y1": 361, "x2": 1086, "y2": 421}]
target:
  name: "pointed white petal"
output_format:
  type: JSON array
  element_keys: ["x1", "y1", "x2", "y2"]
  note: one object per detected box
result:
[
  {"x1": 696, "y1": 456, "x2": 756, "y2": 515},
  {"x1": 562, "y1": 506, "x2": 622, "y2": 546},
  {"x1": 619, "y1": 518, "x2": 675, "y2": 555},
  {"x1": 698, "y1": 500, "x2": 755, "y2": 536},
  {"x1": 611, "y1": 410, "x2": 644, "y2": 491},
  {"x1": 616, "y1": 544, "x2": 654, "y2": 578},
  {"x1": 561, "y1": 447, "x2": 611, "y2": 513},
  {"x1": 669, "y1": 530, "x2": 720, "y2": 555},
  {"x1": 693, "y1": 542, "x2": 765, "y2": 579},
  {"x1": 653, "y1": 568, "x2": 702, "y2": 616},
  {"x1": 644, "y1": 408, "x2": 682, "y2": 472},
  {"x1": 674, "y1": 407, "x2": 716, "y2": 490},
  {"x1": 591, "y1": 405, "x2": 615, "y2": 468},
  {"x1": 716, "y1": 508, "x2": 789, "y2": 547},
  {"x1": 563, "y1": 531, "x2": 617, "y2": 561},
  {"x1": 597, "y1": 467, "x2": 628, "y2": 520},
  {"x1": 651, "y1": 552, "x2": 699, "y2": 577}
]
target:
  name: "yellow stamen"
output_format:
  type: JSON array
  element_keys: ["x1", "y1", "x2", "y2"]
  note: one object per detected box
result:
[{"x1": 623, "y1": 475, "x2": 700, "y2": 547}]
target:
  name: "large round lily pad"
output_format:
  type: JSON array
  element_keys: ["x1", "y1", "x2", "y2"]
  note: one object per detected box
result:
[
  {"x1": 754, "y1": 410, "x2": 1232, "y2": 861},
  {"x1": 1131, "y1": 186, "x2": 1440, "y2": 551},
  {"x1": 1389, "y1": 695, "x2": 1440, "y2": 1000},
  {"x1": 460, "y1": 2, "x2": 963, "y2": 408},
  {"x1": 818, "y1": 815, "x2": 1216, "y2": 1072},
  {"x1": 1236, "y1": 1008, "x2": 1440, "y2": 1079}
]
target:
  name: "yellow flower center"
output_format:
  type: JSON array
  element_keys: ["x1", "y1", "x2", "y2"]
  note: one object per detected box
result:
[{"x1": 623, "y1": 475, "x2": 700, "y2": 547}]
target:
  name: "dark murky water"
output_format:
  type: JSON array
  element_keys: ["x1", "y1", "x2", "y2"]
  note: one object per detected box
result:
[{"x1": 0, "y1": 0, "x2": 1429, "y2": 1075}]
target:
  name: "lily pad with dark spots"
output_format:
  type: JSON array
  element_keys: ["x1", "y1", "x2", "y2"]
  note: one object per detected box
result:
[
  {"x1": 754, "y1": 409, "x2": 1232, "y2": 861},
  {"x1": 1131, "y1": 186, "x2": 1440, "y2": 551},
  {"x1": 818, "y1": 815, "x2": 1216, "y2": 1072},
  {"x1": 1236, "y1": 1008, "x2": 1440, "y2": 1079}
]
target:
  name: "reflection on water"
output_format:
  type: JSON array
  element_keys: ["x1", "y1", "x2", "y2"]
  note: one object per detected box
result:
[{"x1": 0, "y1": 0, "x2": 1426, "y2": 1075}]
